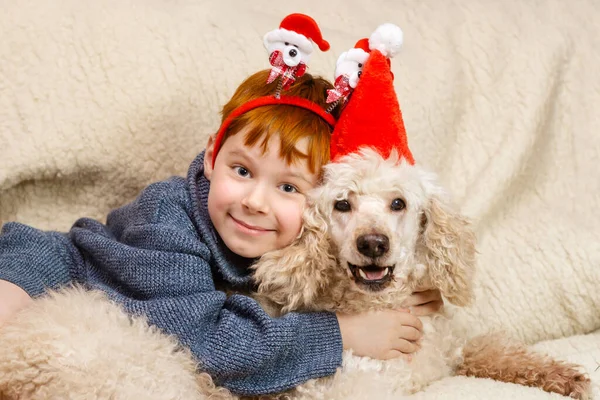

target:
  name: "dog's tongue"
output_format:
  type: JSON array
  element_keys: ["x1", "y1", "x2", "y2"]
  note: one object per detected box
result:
[{"x1": 365, "y1": 268, "x2": 386, "y2": 280}]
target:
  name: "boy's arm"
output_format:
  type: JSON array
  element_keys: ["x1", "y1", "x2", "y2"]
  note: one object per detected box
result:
[
  {"x1": 129, "y1": 287, "x2": 342, "y2": 396},
  {"x1": 0, "y1": 222, "x2": 76, "y2": 298}
]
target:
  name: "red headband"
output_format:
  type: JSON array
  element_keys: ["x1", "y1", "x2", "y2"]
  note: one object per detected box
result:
[{"x1": 211, "y1": 95, "x2": 337, "y2": 167}]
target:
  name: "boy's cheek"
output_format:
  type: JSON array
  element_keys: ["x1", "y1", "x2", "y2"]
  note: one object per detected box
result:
[
  {"x1": 207, "y1": 177, "x2": 236, "y2": 212},
  {"x1": 209, "y1": 184, "x2": 234, "y2": 209}
]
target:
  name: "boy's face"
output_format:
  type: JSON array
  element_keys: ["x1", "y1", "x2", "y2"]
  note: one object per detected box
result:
[{"x1": 204, "y1": 130, "x2": 319, "y2": 259}]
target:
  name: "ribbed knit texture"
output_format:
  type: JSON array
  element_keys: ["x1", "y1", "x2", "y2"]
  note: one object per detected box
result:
[{"x1": 0, "y1": 151, "x2": 343, "y2": 396}]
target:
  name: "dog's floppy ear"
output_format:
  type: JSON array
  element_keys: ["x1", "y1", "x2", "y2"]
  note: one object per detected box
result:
[
  {"x1": 252, "y1": 191, "x2": 335, "y2": 313},
  {"x1": 418, "y1": 195, "x2": 477, "y2": 306}
]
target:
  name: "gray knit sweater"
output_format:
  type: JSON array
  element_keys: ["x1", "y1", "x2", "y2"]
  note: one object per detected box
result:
[{"x1": 0, "y1": 151, "x2": 343, "y2": 396}]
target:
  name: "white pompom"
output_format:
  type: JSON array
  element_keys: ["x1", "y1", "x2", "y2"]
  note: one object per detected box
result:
[{"x1": 368, "y1": 23, "x2": 403, "y2": 58}]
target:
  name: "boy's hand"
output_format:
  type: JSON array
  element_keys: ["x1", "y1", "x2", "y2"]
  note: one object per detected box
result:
[
  {"x1": 0, "y1": 280, "x2": 32, "y2": 326},
  {"x1": 337, "y1": 308, "x2": 423, "y2": 361},
  {"x1": 402, "y1": 289, "x2": 444, "y2": 316}
]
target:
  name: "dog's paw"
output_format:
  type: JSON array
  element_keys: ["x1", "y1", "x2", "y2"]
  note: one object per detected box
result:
[
  {"x1": 566, "y1": 373, "x2": 591, "y2": 400},
  {"x1": 547, "y1": 363, "x2": 591, "y2": 400}
]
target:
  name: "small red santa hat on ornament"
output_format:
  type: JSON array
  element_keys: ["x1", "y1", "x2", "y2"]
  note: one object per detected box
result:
[
  {"x1": 330, "y1": 23, "x2": 414, "y2": 165},
  {"x1": 263, "y1": 13, "x2": 330, "y2": 55}
]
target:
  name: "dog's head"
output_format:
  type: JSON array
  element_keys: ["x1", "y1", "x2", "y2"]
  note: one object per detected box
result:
[{"x1": 253, "y1": 148, "x2": 476, "y2": 311}]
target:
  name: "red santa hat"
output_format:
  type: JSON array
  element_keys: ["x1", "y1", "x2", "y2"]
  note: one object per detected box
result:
[
  {"x1": 330, "y1": 23, "x2": 414, "y2": 165},
  {"x1": 263, "y1": 13, "x2": 330, "y2": 54}
]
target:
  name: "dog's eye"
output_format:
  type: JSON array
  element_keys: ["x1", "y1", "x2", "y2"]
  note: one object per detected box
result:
[
  {"x1": 391, "y1": 198, "x2": 406, "y2": 211},
  {"x1": 334, "y1": 200, "x2": 351, "y2": 212}
]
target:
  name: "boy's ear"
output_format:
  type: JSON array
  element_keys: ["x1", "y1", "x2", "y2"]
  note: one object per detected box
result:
[{"x1": 203, "y1": 135, "x2": 216, "y2": 180}]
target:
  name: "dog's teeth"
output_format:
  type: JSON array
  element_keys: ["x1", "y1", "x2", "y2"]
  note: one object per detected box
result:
[
  {"x1": 358, "y1": 269, "x2": 368, "y2": 280},
  {"x1": 383, "y1": 268, "x2": 390, "y2": 277}
]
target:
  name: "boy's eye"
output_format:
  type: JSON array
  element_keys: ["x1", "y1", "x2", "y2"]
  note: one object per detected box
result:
[
  {"x1": 233, "y1": 166, "x2": 251, "y2": 178},
  {"x1": 279, "y1": 183, "x2": 298, "y2": 193}
]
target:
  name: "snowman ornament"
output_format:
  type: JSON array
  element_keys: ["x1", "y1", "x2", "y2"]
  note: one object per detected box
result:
[
  {"x1": 326, "y1": 44, "x2": 370, "y2": 105},
  {"x1": 263, "y1": 13, "x2": 330, "y2": 96},
  {"x1": 327, "y1": 23, "x2": 404, "y2": 109}
]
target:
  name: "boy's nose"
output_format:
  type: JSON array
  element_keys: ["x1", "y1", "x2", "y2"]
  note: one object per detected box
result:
[{"x1": 242, "y1": 186, "x2": 270, "y2": 214}]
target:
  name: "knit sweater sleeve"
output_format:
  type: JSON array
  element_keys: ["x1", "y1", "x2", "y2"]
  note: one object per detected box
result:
[
  {"x1": 75, "y1": 178, "x2": 343, "y2": 396},
  {"x1": 149, "y1": 291, "x2": 343, "y2": 396},
  {"x1": 0, "y1": 222, "x2": 77, "y2": 297}
]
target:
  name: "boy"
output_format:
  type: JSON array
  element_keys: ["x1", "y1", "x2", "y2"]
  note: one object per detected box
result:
[{"x1": 0, "y1": 70, "x2": 442, "y2": 395}]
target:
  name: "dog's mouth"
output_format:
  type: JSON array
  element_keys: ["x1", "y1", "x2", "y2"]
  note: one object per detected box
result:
[{"x1": 348, "y1": 263, "x2": 395, "y2": 291}]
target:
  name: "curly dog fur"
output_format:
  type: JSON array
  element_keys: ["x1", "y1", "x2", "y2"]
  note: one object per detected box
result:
[
  {"x1": 0, "y1": 288, "x2": 220, "y2": 400},
  {"x1": 457, "y1": 333, "x2": 592, "y2": 399},
  {"x1": 0, "y1": 149, "x2": 591, "y2": 400}
]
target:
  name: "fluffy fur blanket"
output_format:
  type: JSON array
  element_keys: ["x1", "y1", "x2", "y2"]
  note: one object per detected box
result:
[{"x1": 1, "y1": 0, "x2": 599, "y2": 398}]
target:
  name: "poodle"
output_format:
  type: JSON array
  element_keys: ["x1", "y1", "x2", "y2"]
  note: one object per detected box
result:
[
  {"x1": 249, "y1": 148, "x2": 592, "y2": 399},
  {"x1": 0, "y1": 149, "x2": 591, "y2": 400}
]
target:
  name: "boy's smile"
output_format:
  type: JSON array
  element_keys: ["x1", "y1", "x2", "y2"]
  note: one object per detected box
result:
[
  {"x1": 229, "y1": 214, "x2": 275, "y2": 235},
  {"x1": 204, "y1": 129, "x2": 318, "y2": 259}
]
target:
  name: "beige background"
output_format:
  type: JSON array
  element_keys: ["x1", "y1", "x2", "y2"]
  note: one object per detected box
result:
[{"x1": 1, "y1": 0, "x2": 599, "y2": 397}]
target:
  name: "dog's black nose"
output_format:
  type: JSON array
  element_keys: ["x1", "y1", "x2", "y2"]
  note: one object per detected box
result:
[
  {"x1": 356, "y1": 234, "x2": 389, "y2": 258},
  {"x1": 288, "y1": 48, "x2": 298, "y2": 58}
]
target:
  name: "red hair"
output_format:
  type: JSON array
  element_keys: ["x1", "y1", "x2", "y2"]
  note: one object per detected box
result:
[{"x1": 218, "y1": 70, "x2": 340, "y2": 173}]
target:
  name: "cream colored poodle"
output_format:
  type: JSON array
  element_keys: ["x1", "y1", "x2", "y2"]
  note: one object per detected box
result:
[
  {"x1": 0, "y1": 149, "x2": 591, "y2": 400},
  {"x1": 250, "y1": 148, "x2": 591, "y2": 399}
]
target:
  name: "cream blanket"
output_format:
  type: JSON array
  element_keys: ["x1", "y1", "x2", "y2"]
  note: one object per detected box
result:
[{"x1": 1, "y1": 0, "x2": 599, "y2": 398}]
